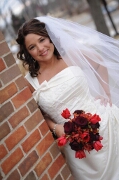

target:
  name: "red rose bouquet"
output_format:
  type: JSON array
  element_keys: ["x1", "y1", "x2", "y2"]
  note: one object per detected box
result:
[{"x1": 57, "y1": 108, "x2": 103, "y2": 159}]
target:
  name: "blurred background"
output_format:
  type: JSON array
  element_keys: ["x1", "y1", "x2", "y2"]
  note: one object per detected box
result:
[{"x1": 0, "y1": 0, "x2": 119, "y2": 74}]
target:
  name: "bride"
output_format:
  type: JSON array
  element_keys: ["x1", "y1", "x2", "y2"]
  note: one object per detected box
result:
[{"x1": 16, "y1": 16, "x2": 119, "y2": 180}]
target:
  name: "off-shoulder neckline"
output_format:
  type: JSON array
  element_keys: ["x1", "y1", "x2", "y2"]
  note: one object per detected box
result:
[{"x1": 36, "y1": 65, "x2": 78, "y2": 86}]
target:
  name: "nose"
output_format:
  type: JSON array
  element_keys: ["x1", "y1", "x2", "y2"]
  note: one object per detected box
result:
[{"x1": 37, "y1": 43, "x2": 44, "y2": 52}]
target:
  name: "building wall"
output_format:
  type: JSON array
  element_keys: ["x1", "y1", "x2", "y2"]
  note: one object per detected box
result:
[{"x1": 0, "y1": 31, "x2": 74, "y2": 180}]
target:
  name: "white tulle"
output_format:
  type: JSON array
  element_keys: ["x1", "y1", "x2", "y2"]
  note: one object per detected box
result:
[{"x1": 35, "y1": 16, "x2": 119, "y2": 107}]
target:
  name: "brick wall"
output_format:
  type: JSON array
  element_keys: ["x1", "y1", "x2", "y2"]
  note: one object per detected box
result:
[{"x1": 0, "y1": 31, "x2": 74, "y2": 180}]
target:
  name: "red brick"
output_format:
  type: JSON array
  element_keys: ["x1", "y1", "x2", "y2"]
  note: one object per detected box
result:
[
  {"x1": 0, "y1": 64, "x2": 21, "y2": 85},
  {"x1": 36, "y1": 132, "x2": 54, "y2": 157},
  {"x1": 48, "y1": 154, "x2": 65, "y2": 179},
  {"x1": 12, "y1": 87, "x2": 32, "y2": 109},
  {"x1": 22, "y1": 129, "x2": 41, "y2": 153},
  {"x1": 4, "y1": 53, "x2": 15, "y2": 67},
  {"x1": 5, "y1": 126, "x2": 27, "y2": 151},
  {"x1": 24, "y1": 172, "x2": 36, "y2": 180},
  {"x1": 0, "y1": 144, "x2": 8, "y2": 160},
  {"x1": 50, "y1": 142, "x2": 60, "y2": 159},
  {"x1": 24, "y1": 171, "x2": 36, "y2": 180},
  {"x1": 6, "y1": 170, "x2": 20, "y2": 180},
  {"x1": 0, "y1": 101, "x2": 14, "y2": 123},
  {"x1": 0, "y1": 82, "x2": 17, "y2": 104},
  {"x1": 68, "y1": 176, "x2": 75, "y2": 180},
  {"x1": 25, "y1": 110, "x2": 43, "y2": 132},
  {"x1": 0, "y1": 42, "x2": 10, "y2": 56},
  {"x1": 9, "y1": 106, "x2": 29, "y2": 128},
  {"x1": 0, "y1": 58, "x2": 6, "y2": 72},
  {"x1": 61, "y1": 165, "x2": 71, "y2": 180},
  {"x1": 55, "y1": 175, "x2": 62, "y2": 180},
  {"x1": 39, "y1": 120, "x2": 49, "y2": 136},
  {"x1": 1, "y1": 148, "x2": 23, "y2": 174},
  {"x1": 18, "y1": 151, "x2": 39, "y2": 176},
  {"x1": 0, "y1": 122, "x2": 10, "y2": 141},
  {"x1": 34, "y1": 152, "x2": 52, "y2": 177},
  {"x1": 15, "y1": 75, "x2": 28, "y2": 90},
  {"x1": 27, "y1": 99, "x2": 38, "y2": 113},
  {"x1": 40, "y1": 174, "x2": 49, "y2": 180}
]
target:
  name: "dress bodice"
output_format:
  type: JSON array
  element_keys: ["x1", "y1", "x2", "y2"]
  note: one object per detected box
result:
[
  {"x1": 26, "y1": 66, "x2": 94, "y2": 123},
  {"x1": 26, "y1": 66, "x2": 117, "y2": 124}
]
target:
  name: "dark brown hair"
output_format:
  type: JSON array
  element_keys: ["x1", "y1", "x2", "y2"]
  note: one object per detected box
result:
[{"x1": 16, "y1": 18, "x2": 61, "y2": 77}]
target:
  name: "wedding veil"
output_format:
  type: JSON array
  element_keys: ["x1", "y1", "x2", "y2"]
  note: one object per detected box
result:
[{"x1": 35, "y1": 16, "x2": 119, "y2": 107}]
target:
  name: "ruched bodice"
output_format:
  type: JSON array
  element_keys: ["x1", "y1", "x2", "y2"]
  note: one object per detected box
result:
[
  {"x1": 33, "y1": 66, "x2": 93, "y2": 123},
  {"x1": 26, "y1": 66, "x2": 119, "y2": 180}
]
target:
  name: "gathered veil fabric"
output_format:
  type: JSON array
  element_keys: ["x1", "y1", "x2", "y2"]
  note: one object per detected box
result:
[
  {"x1": 25, "y1": 16, "x2": 119, "y2": 180},
  {"x1": 36, "y1": 16, "x2": 119, "y2": 107}
]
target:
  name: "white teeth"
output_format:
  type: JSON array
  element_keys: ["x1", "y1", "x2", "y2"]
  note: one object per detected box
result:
[{"x1": 41, "y1": 50, "x2": 47, "y2": 56}]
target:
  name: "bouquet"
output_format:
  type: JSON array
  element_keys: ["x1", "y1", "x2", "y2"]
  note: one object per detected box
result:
[{"x1": 57, "y1": 108, "x2": 103, "y2": 159}]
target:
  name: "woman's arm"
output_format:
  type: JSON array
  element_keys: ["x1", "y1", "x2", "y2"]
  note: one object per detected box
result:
[
  {"x1": 42, "y1": 112, "x2": 64, "y2": 138},
  {"x1": 83, "y1": 52, "x2": 112, "y2": 106}
]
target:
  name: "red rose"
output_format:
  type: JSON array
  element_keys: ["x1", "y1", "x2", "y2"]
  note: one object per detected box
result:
[
  {"x1": 75, "y1": 116, "x2": 88, "y2": 128},
  {"x1": 64, "y1": 121, "x2": 75, "y2": 134},
  {"x1": 81, "y1": 132, "x2": 90, "y2": 142},
  {"x1": 93, "y1": 141, "x2": 103, "y2": 151},
  {"x1": 69, "y1": 141, "x2": 83, "y2": 151},
  {"x1": 84, "y1": 143, "x2": 93, "y2": 152},
  {"x1": 74, "y1": 110, "x2": 84, "y2": 114},
  {"x1": 95, "y1": 133, "x2": 100, "y2": 141},
  {"x1": 73, "y1": 110, "x2": 84, "y2": 117},
  {"x1": 90, "y1": 114, "x2": 101, "y2": 124},
  {"x1": 61, "y1": 108, "x2": 71, "y2": 119},
  {"x1": 90, "y1": 133, "x2": 103, "y2": 142},
  {"x1": 75, "y1": 150, "x2": 86, "y2": 159},
  {"x1": 58, "y1": 136, "x2": 68, "y2": 146},
  {"x1": 90, "y1": 122, "x2": 100, "y2": 129}
]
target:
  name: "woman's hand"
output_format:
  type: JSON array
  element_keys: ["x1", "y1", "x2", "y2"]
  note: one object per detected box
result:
[
  {"x1": 95, "y1": 95, "x2": 112, "y2": 107},
  {"x1": 55, "y1": 124, "x2": 64, "y2": 138},
  {"x1": 44, "y1": 116, "x2": 65, "y2": 138}
]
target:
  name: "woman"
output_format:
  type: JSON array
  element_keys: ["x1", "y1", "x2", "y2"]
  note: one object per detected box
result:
[{"x1": 16, "y1": 16, "x2": 119, "y2": 180}]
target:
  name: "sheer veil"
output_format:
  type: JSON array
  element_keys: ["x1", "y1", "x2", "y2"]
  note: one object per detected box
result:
[{"x1": 35, "y1": 16, "x2": 119, "y2": 107}]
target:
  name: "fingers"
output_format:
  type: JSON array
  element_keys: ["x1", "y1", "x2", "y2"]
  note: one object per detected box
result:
[
  {"x1": 55, "y1": 124, "x2": 64, "y2": 137},
  {"x1": 95, "y1": 96, "x2": 112, "y2": 107},
  {"x1": 100, "y1": 98, "x2": 107, "y2": 106},
  {"x1": 109, "y1": 99, "x2": 112, "y2": 107}
]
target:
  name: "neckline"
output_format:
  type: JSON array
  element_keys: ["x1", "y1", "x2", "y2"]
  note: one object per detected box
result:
[{"x1": 36, "y1": 66, "x2": 75, "y2": 86}]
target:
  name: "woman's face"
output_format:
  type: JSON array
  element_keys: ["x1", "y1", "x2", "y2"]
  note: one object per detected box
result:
[{"x1": 25, "y1": 33, "x2": 55, "y2": 64}]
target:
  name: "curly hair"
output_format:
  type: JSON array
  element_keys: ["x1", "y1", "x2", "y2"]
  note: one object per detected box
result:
[{"x1": 16, "y1": 19, "x2": 61, "y2": 77}]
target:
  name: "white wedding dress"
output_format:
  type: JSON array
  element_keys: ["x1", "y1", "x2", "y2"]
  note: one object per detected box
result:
[{"x1": 26, "y1": 66, "x2": 119, "y2": 180}]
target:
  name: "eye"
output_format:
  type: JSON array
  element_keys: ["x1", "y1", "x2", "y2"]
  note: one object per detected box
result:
[
  {"x1": 40, "y1": 38, "x2": 45, "y2": 42},
  {"x1": 29, "y1": 46, "x2": 35, "y2": 50}
]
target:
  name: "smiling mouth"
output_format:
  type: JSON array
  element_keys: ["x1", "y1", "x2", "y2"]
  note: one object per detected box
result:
[{"x1": 40, "y1": 50, "x2": 48, "y2": 56}]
